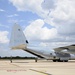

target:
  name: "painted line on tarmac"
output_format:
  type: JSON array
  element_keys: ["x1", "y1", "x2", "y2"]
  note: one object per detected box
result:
[
  {"x1": 30, "y1": 69, "x2": 52, "y2": 75},
  {"x1": 10, "y1": 64, "x2": 20, "y2": 67}
]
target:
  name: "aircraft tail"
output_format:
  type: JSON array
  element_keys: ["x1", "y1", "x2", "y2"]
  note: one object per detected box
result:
[{"x1": 10, "y1": 23, "x2": 28, "y2": 50}]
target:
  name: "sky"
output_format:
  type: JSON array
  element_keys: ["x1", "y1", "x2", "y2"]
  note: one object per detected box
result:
[{"x1": 0, "y1": 0, "x2": 75, "y2": 57}]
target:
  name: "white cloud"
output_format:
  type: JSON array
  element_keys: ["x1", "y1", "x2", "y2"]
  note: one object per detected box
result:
[
  {"x1": 0, "y1": 31, "x2": 9, "y2": 43},
  {"x1": 43, "y1": 0, "x2": 75, "y2": 42},
  {"x1": 42, "y1": 0, "x2": 55, "y2": 10},
  {"x1": 0, "y1": 9, "x2": 5, "y2": 12},
  {"x1": 9, "y1": 0, "x2": 48, "y2": 17},
  {"x1": 24, "y1": 19, "x2": 57, "y2": 41},
  {"x1": 7, "y1": 14, "x2": 19, "y2": 17},
  {"x1": 0, "y1": 24, "x2": 9, "y2": 28},
  {"x1": 8, "y1": 19, "x2": 18, "y2": 23},
  {"x1": 9, "y1": 0, "x2": 75, "y2": 45},
  {"x1": 44, "y1": 0, "x2": 75, "y2": 34},
  {"x1": 9, "y1": 0, "x2": 43, "y2": 11}
]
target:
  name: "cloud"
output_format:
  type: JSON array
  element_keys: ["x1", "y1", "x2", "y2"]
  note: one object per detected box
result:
[
  {"x1": 0, "y1": 31, "x2": 9, "y2": 43},
  {"x1": 9, "y1": 0, "x2": 43, "y2": 11},
  {"x1": 24, "y1": 19, "x2": 57, "y2": 41},
  {"x1": 24, "y1": 18, "x2": 75, "y2": 44},
  {"x1": 42, "y1": 0, "x2": 55, "y2": 10},
  {"x1": 44, "y1": 0, "x2": 75, "y2": 32},
  {"x1": 9, "y1": 0, "x2": 75, "y2": 45},
  {"x1": 0, "y1": 24, "x2": 9, "y2": 28},
  {"x1": 7, "y1": 14, "x2": 19, "y2": 17},
  {"x1": 0, "y1": 9, "x2": 5, "y2": 12},
  {"x1": 9, "y1": 0, "x2": 48, "y2": 17},
  {"x1": 7, "y1": 19, "x2": 18, "y2": 23},
  {"x1": 42, "y1": 0, "x2": 75, "y2": 42}
]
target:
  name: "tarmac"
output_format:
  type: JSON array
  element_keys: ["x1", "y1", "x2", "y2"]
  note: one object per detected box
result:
[{"x1": 0, "y1": 59, "x2": 75, "y2": 75}]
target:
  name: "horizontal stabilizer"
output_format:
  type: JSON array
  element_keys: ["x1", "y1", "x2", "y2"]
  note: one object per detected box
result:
[{"x1": 12, "y1": 44, "x2": 27, "y2": 50}]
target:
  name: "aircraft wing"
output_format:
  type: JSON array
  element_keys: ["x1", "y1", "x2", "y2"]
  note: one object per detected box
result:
[{"x1": 54, "y1": 44, "x2": 75, "y2": 52}]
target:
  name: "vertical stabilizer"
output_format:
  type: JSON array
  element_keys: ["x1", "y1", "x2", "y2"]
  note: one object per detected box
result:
[{"x1": 10, "y1": 23, "x2": 28, "y2": 49}]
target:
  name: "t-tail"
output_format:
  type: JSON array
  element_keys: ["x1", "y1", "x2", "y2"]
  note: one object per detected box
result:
[{"x1": 10, "y1": 23, "x2": 28, "y2": 50}]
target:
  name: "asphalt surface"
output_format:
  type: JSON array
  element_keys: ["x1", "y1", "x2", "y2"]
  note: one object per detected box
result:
[{"x1": 0, "y1": 59, "x2": 75, "y2": 75}]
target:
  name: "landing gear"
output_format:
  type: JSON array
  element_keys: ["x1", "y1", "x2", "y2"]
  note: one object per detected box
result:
[
  {"x1": 35, "y1": 58, "x2": 38, "y2": 62},
  {"x1": 52, "y1": 59, "x2": 62, "y2": 62},
  {"x1": 53, "y1": 60, "x2": 57, "y2": 62},
  {"x1": 53, "y1": 59, "x2": 68, "y2": 62},
  {"x1": 10, "y1": 56, "x2": 12, "y2": 63},
  {"x1": 57, "y1": 59, "x2": 63, "y2": 62},
  {"x1": 64, "y1": 60, "x2": 68, "y2": 62}
]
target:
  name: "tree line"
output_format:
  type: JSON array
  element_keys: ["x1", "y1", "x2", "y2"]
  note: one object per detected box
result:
[{"x1": 0, "y1": 56, "x2": 36, "y2": 59}]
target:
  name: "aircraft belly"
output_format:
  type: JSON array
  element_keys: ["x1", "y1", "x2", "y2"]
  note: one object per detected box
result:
[
  {"x1": 68, "y1": 50, "x2": 75, "y2": 54},
  {"x1": 55, "y1": 52, "x2": 70, "y2": 57}
]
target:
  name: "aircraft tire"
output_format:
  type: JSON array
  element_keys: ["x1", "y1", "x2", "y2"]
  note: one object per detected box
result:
[
  {"x1": 53, "y1": 60, "x2": 57, "y2": 62},
  {"x1": 64, "y1": 60, "x2": 68, "y2": 62},
  {"x1": 57, "y1": 59, "x2": 63, "y2": 62},
  {"x1": 35, "y1": 58, "x2": 38, "y2": 62}
]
